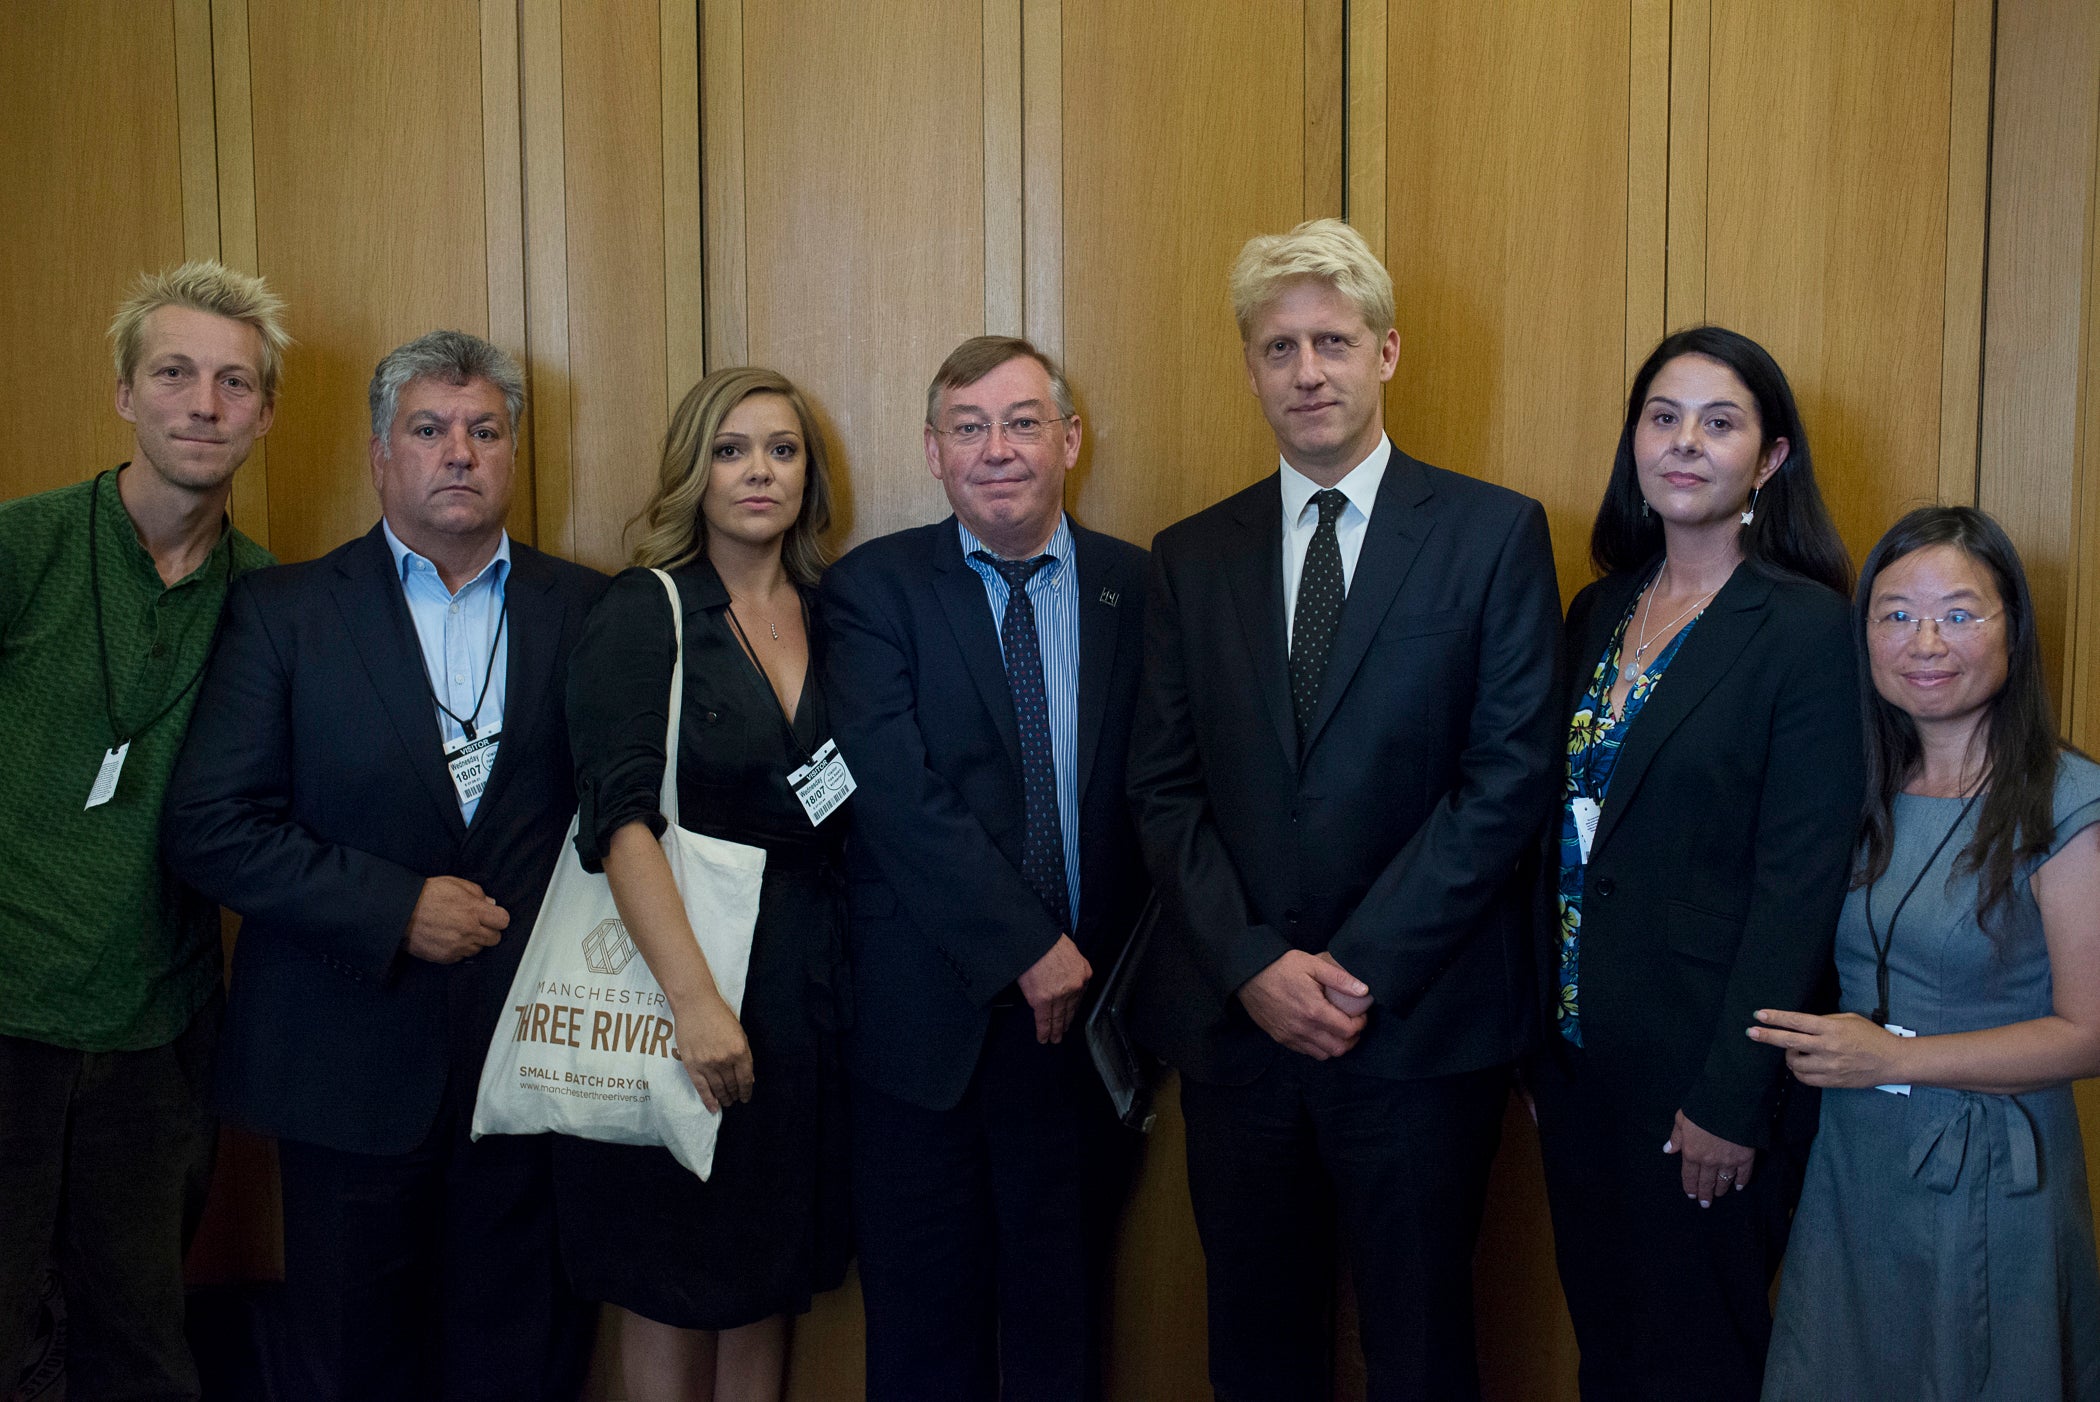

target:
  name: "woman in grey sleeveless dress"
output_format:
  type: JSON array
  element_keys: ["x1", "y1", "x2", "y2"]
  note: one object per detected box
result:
[{"x1": 1755, "y1": 507, "x2": 2100, "y2": 1401}]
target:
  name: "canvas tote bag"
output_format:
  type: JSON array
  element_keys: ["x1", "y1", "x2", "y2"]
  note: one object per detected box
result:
[{"x1": 472, "y1": 568, "x2": 765, "y2": 1179}]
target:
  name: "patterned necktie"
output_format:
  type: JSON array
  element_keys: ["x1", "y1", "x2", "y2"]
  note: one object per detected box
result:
[
  {"x1": 973, "y1": 552, "x2": 1071, "y2": 932},
  {"x1": 1288, "y1": 488, "x2": 1349, "y2": 742}
]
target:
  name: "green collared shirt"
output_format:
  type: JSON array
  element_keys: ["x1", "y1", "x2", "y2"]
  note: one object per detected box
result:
[{"x1": 0, "y1": 467, "x2": 272, "y2": 1050}]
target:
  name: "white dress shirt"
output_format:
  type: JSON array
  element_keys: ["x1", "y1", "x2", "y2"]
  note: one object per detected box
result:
[{"x1": 1280, "y1": 435, "x2": 1391, "y2": 649}]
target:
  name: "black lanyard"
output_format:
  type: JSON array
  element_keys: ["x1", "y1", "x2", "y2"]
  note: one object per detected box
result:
[
  {"x1": 722, "y1": 599, "x2": 816, "y2": 767},
  {"x1": 86, "y1": 469, "x2": 229, "y2": 750},
  {"x1": 1865, "y1": 788, "x2": 1983, "y2": 1026},
  {"x1": 411, "y1": 587, "x2": 508, "y2": 743}
]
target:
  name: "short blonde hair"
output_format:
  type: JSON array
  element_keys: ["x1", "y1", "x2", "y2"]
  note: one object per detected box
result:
[
  {"x1": 1229, "y1": 218, "x2": 1394, "y2": 341},
  {"x1": 108, "y1": 260, "x2": 291, "y2": 402},
  {"x1": 630, "y1": 367, "x2": 835, "y2": 587}
]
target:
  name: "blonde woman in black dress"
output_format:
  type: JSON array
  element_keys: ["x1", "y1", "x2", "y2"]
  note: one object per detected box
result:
[{"x1": 556, "y1": 368, "x2": 849, "y2": 1401}]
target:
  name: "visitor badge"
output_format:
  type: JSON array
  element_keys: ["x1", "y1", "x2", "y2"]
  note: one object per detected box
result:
[
  {"x1": 85, "y1": 742, "x2": 130, "y2": 809},
  {"x1": 788, "y1": 739, "x2": 855, "y2": 826},
  {"x1": 1875, "y1": 1022, "x2": 1917, "y2": 1095},
  {"x1": 1572, "y1": 797, "x2": 1601, "y2": 864},
  {"x1": 444, "y1": 727, "x2": 501, "y2": 808}
]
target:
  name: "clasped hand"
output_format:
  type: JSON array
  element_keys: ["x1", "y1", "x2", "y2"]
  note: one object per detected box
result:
[
  {"x1": 1239, "y1": 950, "x2": 1371, "y2": 1059},
  {"x1": 404, "y1": 876, "x2": 509, "y2": 963},
  {"x1": 1748, "y1": 1008, "x2": 1905, "y2": 1089}
]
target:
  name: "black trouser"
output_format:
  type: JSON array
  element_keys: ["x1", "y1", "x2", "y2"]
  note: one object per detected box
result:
[
  {"x1": 1529, "y1": 1046, "x2": 1804, "y2": 1402},
  {"x1": 851, "y1": 1006, "x2": 1134, "y2": 1402},
  {"x1": 0, "y1": 997, "x2": 220, "y2": 1402},
  {"x1": 1179, "y1": 1056, "x2": 1508, "y2": 1402},
  {"x1": 273, "y1": 1069, "x2": 595, "y2": 1402}
]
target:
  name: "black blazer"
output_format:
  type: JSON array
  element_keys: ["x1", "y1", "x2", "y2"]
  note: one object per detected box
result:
[
  {"x1": 1128, "y1": 450, "x2": 1564, "y2": 1085},
  {"x1": 1544, "y1": 561, "x2": 1864, "y2": 1148},
  {"x1": 819, "y1": 517, "x2": 1150, "y2": 1112},
  {"x1": 164, "y1": 525, "x2": 606, "y2": 1155}
]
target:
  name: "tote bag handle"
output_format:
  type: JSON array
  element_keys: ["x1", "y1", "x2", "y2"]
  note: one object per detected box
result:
[{"x1": 649, "y1": 568, "x2": 687, "y2": 829}]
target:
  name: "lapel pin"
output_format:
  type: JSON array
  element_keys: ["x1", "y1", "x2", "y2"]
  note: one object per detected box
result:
[{"x1": 1097, "y1": 588, "x2": 1119, "y2": 607}]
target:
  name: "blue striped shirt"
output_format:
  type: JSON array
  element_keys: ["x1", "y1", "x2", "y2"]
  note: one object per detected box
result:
[
  {"x1": 382, "y1": 519, "x2": 510, "y2": 824},
  {"x1": 959, "y1": 514, "x2": 1082, "y2": 929}
]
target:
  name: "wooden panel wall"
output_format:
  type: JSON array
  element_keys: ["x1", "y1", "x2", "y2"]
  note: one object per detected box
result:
[
  {"x1": 1060, "y1": 0, "x2": 1325, "y2": 545},
  {"x1": 0, "y1": 3, "x2": 192, "y2": 500},
  {"x1": 5, "y1": 4, "x2": 2100, "y2": 1400},
  {"x1": 1684, "y1": 0, "x2": 1988, "y2": 570},
  {"x1": 730, "y1": 0, "x2": 988, "y2": 549},
  {"x1": 244, "y1": 0, "x2": 495, "y2": 563},
  {"x1": 1981, "y1": 0, "x2": 2100, "y2": 709}
]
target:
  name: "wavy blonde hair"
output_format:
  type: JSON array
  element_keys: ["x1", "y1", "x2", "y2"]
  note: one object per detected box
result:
[{"x1": 630, "y1": 367, "x2": 834, "y2": 584}]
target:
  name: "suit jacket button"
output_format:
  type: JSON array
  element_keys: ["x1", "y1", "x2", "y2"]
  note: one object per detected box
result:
[{"x1": 1594, "y1": 876, "x2": 1615, "y2": 897}]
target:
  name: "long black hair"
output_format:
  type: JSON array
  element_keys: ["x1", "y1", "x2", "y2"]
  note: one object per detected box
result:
[
  {"x1": 1590, "y1": 325, "x2": 1851, "y2": 596},
  {"x1": 1854, "y1": 506, "x2": 2071, "y2": 938}
]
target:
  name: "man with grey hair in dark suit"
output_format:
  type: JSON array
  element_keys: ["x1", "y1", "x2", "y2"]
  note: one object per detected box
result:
[{"x1": 166, "y1": 331, "x2": 603, "y2": 1400}]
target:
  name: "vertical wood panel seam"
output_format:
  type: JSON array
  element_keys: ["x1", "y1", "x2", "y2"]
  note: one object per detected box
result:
[
  {"x1": 1971, "y1": 0, "x2": 2003, "y2": 507},
  {"x1": 661, "y1": 0, "x2": 704, "y2": 410},
  {"x1": 700, "y1": 0, "x2": 748, "y2": 368},
  {"x1": 2067, "y1": 48, "x2": 2100, "y2": 743},
  {"x1": 209, "y1": 0, "x2": 266, "y2": 549},
  {"x1": 521, "y1": 0, "x2": 571, "y2": 555},
  {"x1": 1021, "y1": 0, "x2": 1062, "y2": 356},
  {"x1": 174, "y1": 0, "x2": 221, "y2": 262},
  {"x1": 482, "y1": 0, "x2": 531, "y2": 542}
]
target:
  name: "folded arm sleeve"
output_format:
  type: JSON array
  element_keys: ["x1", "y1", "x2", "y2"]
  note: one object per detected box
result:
[
  {"x1": 162, "y1": 576, "x2": 425, "y2": 982},
  {"x1": 566, "y1": 569, "x2": 677, "y2": 872}
]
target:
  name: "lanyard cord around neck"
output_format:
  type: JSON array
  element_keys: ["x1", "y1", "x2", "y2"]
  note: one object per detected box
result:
[
  {"x1": 411, "y1": 587, "x2": 508, "y2": 744},
  {"x1": 1865, "y1": 786, "x2": 1984, "y2": 1026},
  {"x1": 86, "y1": 469, "x2": 228, "y2": 750}
]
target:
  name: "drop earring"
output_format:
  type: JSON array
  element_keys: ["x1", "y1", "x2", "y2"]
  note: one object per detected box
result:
[
  {"x1": 1640, "y1": 498, "x2": 1651, "y2": 518},
  {"x1": 1740, "y1": 487, "x2": 1761, "y2": 526}
]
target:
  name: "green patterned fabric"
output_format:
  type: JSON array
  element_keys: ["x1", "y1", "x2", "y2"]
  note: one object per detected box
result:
[{"x1": 0, "y1": 467, "x2": 271, "y2": 1050}]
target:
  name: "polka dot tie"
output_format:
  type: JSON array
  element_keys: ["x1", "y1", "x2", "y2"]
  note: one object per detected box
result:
[
  {"x1": 974, "y1": 552, "x2": 1071, "y2": 932},
  {"x1": 1289, "y1": 489, "x2": 1349, "y2": 744}
]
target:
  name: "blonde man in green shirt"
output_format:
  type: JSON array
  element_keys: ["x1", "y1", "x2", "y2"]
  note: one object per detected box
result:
[{"x1": 0, "y1": 261, "x2": 286, "y2": 1401}]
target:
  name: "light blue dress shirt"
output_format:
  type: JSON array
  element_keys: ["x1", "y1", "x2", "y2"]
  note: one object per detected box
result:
[
  {"x1": 960, "y1": 514, "x2": 1083, "y2": 930},
  {"x1": 382, "y1": 520, "x2": 510, "y2": 824}
]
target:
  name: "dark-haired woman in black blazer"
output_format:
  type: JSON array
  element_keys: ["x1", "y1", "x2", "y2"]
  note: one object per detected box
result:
[{"x1": 1529, "y1": 326, "x2": 1865, "y2": 1401}]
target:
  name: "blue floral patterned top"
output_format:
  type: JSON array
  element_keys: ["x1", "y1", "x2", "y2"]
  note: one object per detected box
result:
[{"x1": 1556, "y1": 585, "x2": 1703, "y2": 1046}]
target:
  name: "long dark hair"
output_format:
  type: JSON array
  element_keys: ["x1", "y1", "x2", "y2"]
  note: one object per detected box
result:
[
  {"x1": 1590, "y1": 326, "x2": 1851, "y2": 595},
  {"x1": 1854, "y1": 507, "x2": 2069, "y2": 937}
]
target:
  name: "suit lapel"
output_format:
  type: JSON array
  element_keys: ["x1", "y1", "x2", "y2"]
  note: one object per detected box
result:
[
  {"x1": 930, "y1": 520, "x2": 1025, "y2": 776},
  {"x1": 1299, "y1": 454, "x2": 1432, "y2": 758},
  {"x1": 1072, "y1": 527, "x2": 1119, "y2": 808},
  {"x1": 1592, "y1": 565, "x2": 1775, "y2": 853},
  {"x1": 469, "y1": 545, "x2": 552, "y2": 826},
  {"x1": 332, "y1": 525, "x2": 468, "y2": 842},
  {"x1": 1224, "y1": 481, "x2": 1299, "y2": 771}
]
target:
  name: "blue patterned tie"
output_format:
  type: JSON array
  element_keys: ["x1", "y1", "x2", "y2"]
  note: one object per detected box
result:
[
  {"x1": 974, "y1": 552, "x2": 1071, "y2": 932},
  {"x1": 1289, "y1": 489, "x2": 1349, "y2": 742}
]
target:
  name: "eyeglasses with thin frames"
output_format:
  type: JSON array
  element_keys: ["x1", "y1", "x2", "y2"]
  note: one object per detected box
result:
[
  {"x1": 931, "y1": 414, "x2": 1072, "y2": 447},
  {"x1": 1868, "y1": 609, "x2": 1996, "y2": 642}
]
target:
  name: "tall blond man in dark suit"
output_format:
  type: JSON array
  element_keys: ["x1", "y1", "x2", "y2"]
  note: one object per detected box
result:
[{"x1": 1129, "y1": 219, "x2": 1563, "y2": 1401}]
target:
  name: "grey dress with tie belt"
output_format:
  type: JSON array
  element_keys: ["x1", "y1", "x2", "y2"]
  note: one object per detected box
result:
[{"x1": 1763, "y1": 752, "x2": 2100, "y2": 1401}]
